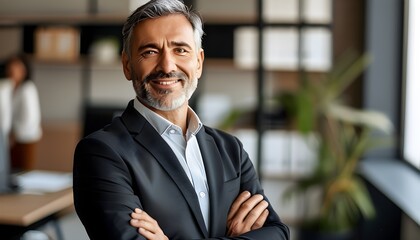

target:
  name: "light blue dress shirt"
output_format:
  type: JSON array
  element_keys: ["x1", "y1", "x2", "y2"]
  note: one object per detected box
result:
[{"x1": 133, "y1": 98, "x2": 210, "y2": 229}]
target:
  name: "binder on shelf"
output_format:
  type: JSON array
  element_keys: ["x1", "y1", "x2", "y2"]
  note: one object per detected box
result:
[
  {"x1": 34, "y1": 26, "x2": 80, "y2": 62},
  {"x1": 234, "y1": 27, "x2": 299, "y2": 71},
  {"x1": 302, "y1": 0, "x2": 333, "y2": 24},
  {"x1": 234, "y1": 26, "x2": 331, "y2": 71},
  {"x1": 263, "y1": 0, "x2": 299, "y2": 23}
]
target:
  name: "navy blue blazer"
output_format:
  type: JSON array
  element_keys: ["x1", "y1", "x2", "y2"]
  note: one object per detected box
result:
[{"x1": 73, "y1": 100, "x2": 289, "y2": 240}]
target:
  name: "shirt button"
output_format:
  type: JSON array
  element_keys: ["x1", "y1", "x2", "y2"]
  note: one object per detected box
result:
[
  {"x1": 199, "y1": 192, "x2": 206, "y2": 198},
  {"x1": 169, "y1": 129, "x2": 176, "y2": 134}
]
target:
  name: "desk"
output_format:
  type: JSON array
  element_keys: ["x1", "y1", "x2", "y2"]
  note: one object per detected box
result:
[{"x1": 0, "y1": 187, "x2": 73, "y2": 239}]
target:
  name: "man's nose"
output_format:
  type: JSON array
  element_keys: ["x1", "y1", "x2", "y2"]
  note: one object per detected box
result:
[{"x1": 156, "y1": 51, "x2": 177, "y2": 74}]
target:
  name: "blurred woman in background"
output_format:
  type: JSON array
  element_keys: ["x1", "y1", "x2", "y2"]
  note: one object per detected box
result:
[{"x1": 3, "y1": 53, "x2": 42, "y2": 170}]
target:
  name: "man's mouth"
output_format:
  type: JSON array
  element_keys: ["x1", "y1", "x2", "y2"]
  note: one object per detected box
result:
[
  {"x1": 143, "y1": 71, "x2": 187, "y2": 86},
  {"x1": 156, "y1": 80, "x2": 180, "y2": 85}
]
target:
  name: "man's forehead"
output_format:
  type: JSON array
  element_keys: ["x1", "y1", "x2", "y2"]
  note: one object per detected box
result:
[
  {"x1": 134, "y1": 14, "x2": 193, "y2": 33},
  {"x1": 132, "y1": 15, "x2": 196, "y2": 45}
]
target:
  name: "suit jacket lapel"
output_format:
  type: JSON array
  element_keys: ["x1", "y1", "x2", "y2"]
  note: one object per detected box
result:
[
  {"x1": 196, "y1": 128, "x2": 227, "y2": 236},
  {"x1": 121, "y1": 101, "x2": 208, "y2": 237}
]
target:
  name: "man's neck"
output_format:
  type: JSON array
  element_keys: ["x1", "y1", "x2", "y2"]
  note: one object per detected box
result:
[{"x1": 148, "y1": 103, "x2": 189, "y2": 135}]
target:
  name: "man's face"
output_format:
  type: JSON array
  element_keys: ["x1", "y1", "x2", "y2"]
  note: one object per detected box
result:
[{"x1": 122, "y1": 14, "x2": 204, "y2": 111}]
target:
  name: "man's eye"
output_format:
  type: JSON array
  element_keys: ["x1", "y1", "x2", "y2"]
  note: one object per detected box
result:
[
  {"x1": 142, "y1": 50, "x2": 157, "y2": 57},
  {"x1": 175, "y1": 48, "x2": 188, "y2": 55}
]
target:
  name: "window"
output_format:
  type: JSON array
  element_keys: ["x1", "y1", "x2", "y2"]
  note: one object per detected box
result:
[{"x1": 403, "y1": 0, "x2": 420, "y2": 169}]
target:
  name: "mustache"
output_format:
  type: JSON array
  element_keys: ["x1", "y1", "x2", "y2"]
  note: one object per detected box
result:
[{"x1": 143, "y1": 71, "x2": 188, "y2": 83}]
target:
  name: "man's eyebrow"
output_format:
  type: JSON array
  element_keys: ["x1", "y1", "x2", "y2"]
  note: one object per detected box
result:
[
  {"x1": 137, "y1": 43, "x2": 159, "y2": 52},
  {"x1": 170, "y1": 41, "x2": 193, "y2": 49},
  {"x1": 136, "y1": 41, "x2": 193, "y2": 52}
]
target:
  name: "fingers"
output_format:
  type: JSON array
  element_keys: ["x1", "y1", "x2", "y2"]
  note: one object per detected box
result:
[
  {"x1": 227, "y1": 191, "x2": 251, "y2": 221},
  {"x1": 130, "y1": 208, "x2": 168, "y2": 240},
  {"x1": 227, "y1": 191, "x2": 270, "y2": 236},
  {"x1": 130, "y1": 208, "x2": 157, "y2": 230},
  {"x1": 244, "y1": 197, "x2": 269, "y2": 225},
  {"x1": 251, "y1": 208, "x2": 269, "y2": 230},
  {"x1": 130, "y1": 209, "x2": 141, "y2": 226},
  {"x1": 138, "y1": 226, "x2": 165, "y2": 240},
  {"x1": 130, "y1": 208, "x2": 150, "y2": 228},
  {"x1": 229, "y1": 193, "x2": 266, "y2": 224}
]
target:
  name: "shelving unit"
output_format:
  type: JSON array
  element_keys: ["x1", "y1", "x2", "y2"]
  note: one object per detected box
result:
[
  {"x1": 194, "y1": 1, "x2": 336, "y2": 231},
  {"x1": 194, "y1": 0, "x2": 334, "y2": 179}
]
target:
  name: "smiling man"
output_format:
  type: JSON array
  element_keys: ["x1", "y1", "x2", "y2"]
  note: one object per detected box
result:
[{"x1": 73, "y1": 0, "x2": 290, "y2": 239}]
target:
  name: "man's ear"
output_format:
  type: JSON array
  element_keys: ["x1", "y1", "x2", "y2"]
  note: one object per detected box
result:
[
  {"x1": 122, "y1": 51, "x2": 132, "y2": 81},
  {"x1": 196, "y1": 48, "x2": 204, "y2": 79}
]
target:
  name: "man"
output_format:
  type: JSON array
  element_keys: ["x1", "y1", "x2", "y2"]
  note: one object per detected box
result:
[{"x1": 73, "y1": 0, "x2": 290, "y2": 239}]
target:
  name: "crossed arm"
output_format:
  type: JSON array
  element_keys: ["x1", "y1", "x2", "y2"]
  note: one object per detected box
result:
[{"x1": 130, "y1": 191, "x2": 269, "y2": 240}]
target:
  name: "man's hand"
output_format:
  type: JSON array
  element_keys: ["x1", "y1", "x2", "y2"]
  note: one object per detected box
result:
[
  {"x1": 130, "y1": 208, "x2": 168, "y2": 240},
  {"x1": 227, "y1": 191, "x2": 269, "y2": 236}
]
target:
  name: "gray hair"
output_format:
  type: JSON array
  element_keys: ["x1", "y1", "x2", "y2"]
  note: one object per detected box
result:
[{"x1": 122, "y1": 0, "x2": 204, "y2": 58}]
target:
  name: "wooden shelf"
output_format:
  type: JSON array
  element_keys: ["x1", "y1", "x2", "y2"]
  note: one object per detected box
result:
[
  {"x1": 29, "y1": 55, "x2": 121, "y2": 68},
  {"x1": 202, "y1": 16, "x2": 256, "y2": 25},
  {"x1": 0, "y1": 13, "x2": 126, "y2": 26},
  {"x1": 203, "y1": 59, "x2": 236, "y2": 68}
]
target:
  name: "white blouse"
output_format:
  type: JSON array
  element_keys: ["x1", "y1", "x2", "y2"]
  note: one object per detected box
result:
[
  {"x1": 12, "y1": 80, "x2": 42, "y2": 143},
  {"x1": 0, "y1": 79, "x2": 12, "y2": 139}
]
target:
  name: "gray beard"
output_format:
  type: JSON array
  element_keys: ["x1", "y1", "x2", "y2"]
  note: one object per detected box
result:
[{"x1": 133, "y1": 75, "x2": 198, "y2": 111}]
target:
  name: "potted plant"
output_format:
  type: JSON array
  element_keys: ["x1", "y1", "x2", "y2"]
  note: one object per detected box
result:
[{"x1": 279, "y1": 52, "x2": 394, "y2": 240}]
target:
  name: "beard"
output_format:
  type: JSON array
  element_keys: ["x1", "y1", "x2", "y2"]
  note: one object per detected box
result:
[{"x1": 132, "y1": 70, "x2": 198, "y2": 111}]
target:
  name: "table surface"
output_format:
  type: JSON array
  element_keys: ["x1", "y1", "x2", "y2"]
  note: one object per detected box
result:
[{"x1": 0, "y1": 187, "x2": 73, "y2": 226}]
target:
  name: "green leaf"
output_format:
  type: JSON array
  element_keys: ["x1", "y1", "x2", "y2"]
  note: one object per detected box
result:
[{"x1": 350, "y1": 178, "x2": 376, "y2": 219}]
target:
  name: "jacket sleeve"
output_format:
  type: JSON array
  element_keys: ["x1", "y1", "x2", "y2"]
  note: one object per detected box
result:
[
  {"x1": 73, "y1": 137, "x2": 146, "y2": 240},
  {"x1": 209, "y1": 134, "x2": 290, "y2": 240}
]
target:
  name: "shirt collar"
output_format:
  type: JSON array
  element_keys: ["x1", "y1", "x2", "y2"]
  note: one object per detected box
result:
[{"x1": 133, "y1": 98, "x2": 203, "y2": 136}]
